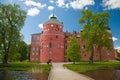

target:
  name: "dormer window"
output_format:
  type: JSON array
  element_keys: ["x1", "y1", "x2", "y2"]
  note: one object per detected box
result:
[
  {"x1": 51, "y1": 24, "x2": 53, "y2": 27},
  {"x1": 60, "y1": 26, "x2": 62, "y2": 28}
]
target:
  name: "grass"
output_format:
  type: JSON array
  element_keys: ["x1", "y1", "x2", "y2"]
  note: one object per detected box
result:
[
  {"x1": 0, "y1": 62, "x2": 51, "y2": 73},
  {"x1": 64, "y1": 62, "x2": 120, "y2": 73}
]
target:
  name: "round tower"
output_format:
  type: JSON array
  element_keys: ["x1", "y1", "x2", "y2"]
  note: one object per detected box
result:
[{"x1": 40, "y1": 14, "x2": 65, "y2": 62}]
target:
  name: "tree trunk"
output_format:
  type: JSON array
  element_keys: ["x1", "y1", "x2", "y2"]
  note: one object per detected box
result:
[
  {"x1": 2, "y1": 52, "x2": 9, "y2": 64},
  {"x1": 89, "y1": 45, "x2": 94, "y2": 64},
  {"x1": 99, "y1": 49, "x2": 102, "y2": 62}
]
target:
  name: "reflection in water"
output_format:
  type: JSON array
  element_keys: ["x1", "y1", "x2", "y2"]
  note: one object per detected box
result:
[
  {"x1": 83, "y1": 69, "x2": 120, "y2": 80},
  {"x1": 116, "y1": 70, "x2": 120, "y2": 80},
  {"x1": 0, "y1": 71, "x2": 48, "y2": 80},
  {"x1": 0, "y1": 71, "x2": 29, "y2": 80}
]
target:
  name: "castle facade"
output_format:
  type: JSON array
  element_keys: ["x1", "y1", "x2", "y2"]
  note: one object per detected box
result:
[{"x1": 30, "y1": 15, "x2": 115, "y2": 62}]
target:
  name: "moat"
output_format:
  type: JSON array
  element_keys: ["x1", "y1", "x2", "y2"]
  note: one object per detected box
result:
[
  {"x1": 0, "y1": 69, "x2": 120, "y2": 80},
  {"x1": 83, "y1": 69, "x2": 120, "y2": 80},
  {"x1": 0, "y1": 71, "x2": 48, "y2": 80}
]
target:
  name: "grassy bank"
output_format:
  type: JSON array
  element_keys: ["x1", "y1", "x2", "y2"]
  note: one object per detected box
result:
[
  {"x1": 0, "y1": 62, "x2": 51, "y2": 73},
  {"x1": 64, "y1": 62, "x2": 120, "y2": 73}
]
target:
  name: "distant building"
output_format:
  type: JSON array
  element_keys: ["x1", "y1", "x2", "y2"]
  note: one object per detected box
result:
[
  {"x1": 30, "y1": 15, "x2": 115, "y2": 62},
  {"x1": 115, "y1": 49, "x2": 120, "y2": 58}
]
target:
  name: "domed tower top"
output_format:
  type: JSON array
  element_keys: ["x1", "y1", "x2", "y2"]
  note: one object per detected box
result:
[{"x1": 44, "y1": 14, "x2": 62, "y2": 25}]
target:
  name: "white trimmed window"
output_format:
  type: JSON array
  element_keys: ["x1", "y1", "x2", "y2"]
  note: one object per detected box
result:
[
  {"x1": 36, "y1": 58, "x2": 38, "y2": 61},
  {"x1": 49, "y1": 50, "x2": 52, "y2": 54},
  {"x1": 58, "y1": 43, "x2": 60, "y2": 48},
  {"x1": 36, "y1": 47, "x2": 39, "y2": 52},
  {"x1": 32, "y1": 47, "x2": 35, "y2": 51},
  {"x1": 42, "y1": 43, "x2": 44, "y2": 48},
  {"x1": 32, "y1": 58, "x2": 34, "y2": 61},
  {"x1": 36, "y1": 52, "x2": 38, "y2": 55},
  {"x1": 32, "y1": 52, "x2": 34, "y2": 55}
]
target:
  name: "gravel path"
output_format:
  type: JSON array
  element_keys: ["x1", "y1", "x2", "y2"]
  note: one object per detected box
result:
[{"x1": 48, "y1": 63, "x2": 94, "y2": 80}]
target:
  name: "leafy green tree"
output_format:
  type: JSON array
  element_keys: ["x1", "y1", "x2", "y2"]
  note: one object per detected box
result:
[
  {"x1": 79, "y1": 10, "x2": 111, "y2": 63},
  {"x1": 67, "y1": 36, "x2": 81, "y2": 64},
  {"x1": 93, "y1": 12, "x2": 112, "y2": 61},
  {"x1": 18, "y1": 41, "x2": 30, "y2": 62},
  {"x1": 9, "y1": 52, "x2": 21, "y2": 62},
  {"x1": 0, "y1": 4, "x2": 26, "y2": 64}
]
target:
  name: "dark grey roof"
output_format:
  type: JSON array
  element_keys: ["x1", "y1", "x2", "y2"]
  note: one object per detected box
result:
[
  {"x1": 32, "y1": 33, "x2": 42, "y2": 35},
  {"x1": 44, "y1": 14, "x2": 62, "y2": 25}
]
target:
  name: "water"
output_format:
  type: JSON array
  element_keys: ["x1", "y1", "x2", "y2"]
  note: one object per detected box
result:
[
  {"x1": 1, "y1": 70, "x2": 120, "y2": 80},
  {"x1": 0, "y1": 71, "x2": 48, "y2": 80},
  {"x1": 83, "y1": 69, "x2": 120, "y2": 80}
]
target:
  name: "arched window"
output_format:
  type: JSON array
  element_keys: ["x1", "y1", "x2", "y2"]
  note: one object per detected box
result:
[
  {"x1": 42, "y1": 43, "x2": 44, "y2": 48},
  {"x1": 49, "y1": 42, "x2": 52, "y2": 48},
  {"x1": 58, "y1": 43, "x2": 60, "y2": 48}
]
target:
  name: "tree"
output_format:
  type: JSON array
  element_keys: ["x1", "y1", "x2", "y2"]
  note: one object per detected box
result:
[
  {"x1": 0, "y1": 4, "x2": 26, "y2": 64},
  {"x1": 79, "y1": 10, "x2": 111, "y2": 63},
  {"x1": 67, "y1": 36, "x2": 81, "y2": 64},
  {"x1": 93, "y1": 12, "x2": 112, "y2": 61},
  {"x1": 18, "y1": 41, "x2": 30, "y2": 62}
]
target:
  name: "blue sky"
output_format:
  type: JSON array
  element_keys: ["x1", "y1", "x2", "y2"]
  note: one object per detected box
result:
[{"x1": 1, "y1": 0, "x2": 120, "y2": 49}]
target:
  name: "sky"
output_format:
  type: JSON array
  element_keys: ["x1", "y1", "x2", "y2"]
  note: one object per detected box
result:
[{"x1": 0, "y1": 0, "x2": 120, "y2": 49}]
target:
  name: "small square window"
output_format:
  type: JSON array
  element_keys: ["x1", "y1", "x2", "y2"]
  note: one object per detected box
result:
[
  {"x1": 36, "y1": 52, "x2": 38, "y2": 55},
  {"x1": 36, "y1": 47, "x2": 39, "y2": 52},
  {"x1": 32, "y1": 47, "x2": 35, "y2": 51},
  {"x1": 32, "y1": 58, "x2": 34, "y2": 61},
  {"x1": 32, "y1": 52, "x2": 34, "y2": 55},
  {"x1": 36, "y1": 58, "x2": 38, "y2": 61},
  {"x1": 49, "y1": 50, "x2": 52, "y2": 54}
]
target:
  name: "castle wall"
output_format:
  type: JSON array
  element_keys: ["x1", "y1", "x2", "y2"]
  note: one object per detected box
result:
[
  {"x1": 39, "y1": 23, "x2": 65, "y2": 62},
  {"x1": 30, "y1": 16, "x2": 115, "y2": 63},
  {"x1": 30, "y1": 34, "x2": 40, "y2": 62}
]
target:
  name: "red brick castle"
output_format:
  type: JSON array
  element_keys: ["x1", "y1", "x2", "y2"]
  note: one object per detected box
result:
[{"x1": 30, "y1": 15, "x2": 115, "y2": 62}]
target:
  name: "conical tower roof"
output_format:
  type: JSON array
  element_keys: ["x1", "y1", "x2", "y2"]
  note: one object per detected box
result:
[{"x1": 44, "y1": 14, "x2": 62, "y2": 25}]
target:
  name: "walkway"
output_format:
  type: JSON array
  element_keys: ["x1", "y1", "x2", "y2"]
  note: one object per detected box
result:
[{"x1": 48, "y1": 63, "x2": 94, "y2": 80}]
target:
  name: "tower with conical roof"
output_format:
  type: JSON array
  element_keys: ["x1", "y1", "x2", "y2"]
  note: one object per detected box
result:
[{"x1": 40, "y1": 14, "x2": 65, "y2": 62}]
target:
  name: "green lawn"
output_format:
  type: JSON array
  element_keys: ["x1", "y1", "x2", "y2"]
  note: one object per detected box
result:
[
  {"x1": 0, "y1": 62, "x2": 51, "y2": 73},
  {"x1": 64, "y1": 62, "x2": 120, "y2": 73}
]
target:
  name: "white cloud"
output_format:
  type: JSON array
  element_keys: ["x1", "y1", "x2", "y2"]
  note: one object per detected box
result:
[
  {"x1": 25, "y1": 0, "x2": 46, "y2": 9},
  {"x1": 38, "y1": 24, "x2": 43, "y2": 29},
  {"x1": 115, "y1": 46, "x2": 120, "y2": 50},
  {"x1": 102, "y1": 0, "x2": 120, "y2": 10},
  {"x1": 50, "y1": 0, "x2": 55, "y2": 3},
  {"x1": 56, "y1": 0, "x2": 94, "y2": 9},
  {"x1": 112, "y1": 37, "x2": 118, "y2": 42},
  {"x1": 70, "y1": 0, "x2": 95, "y2": 9},
  {"x1": 57, "y1": 0, "x2": 65, "y2": 8},
  {"x1": 48, "y1": 6, "x2": 54, "y2": 11},
  {"x1": 9, "y1": 0, "x2": 12, "y2": 3},
  {"x1": 27, "y1": 7, "x2": 40, "y2": 16},
  {"x1": 65, "y1": 3, "x2": 70, "y2": 8}
]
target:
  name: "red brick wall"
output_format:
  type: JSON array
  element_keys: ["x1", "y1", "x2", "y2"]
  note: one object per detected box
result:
[
  {"x1": 64, "y1": 31, "x2": 115, "y2": 61},
  {"x1": 30, "y1": 19, "x2": 115, "y2": 62},
  {"x1": 39, "y1": 23, "x2": 65, "y2": 62},
  {"x1": 30, "y1": 34, "x2": 40, "y2": 62}
]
